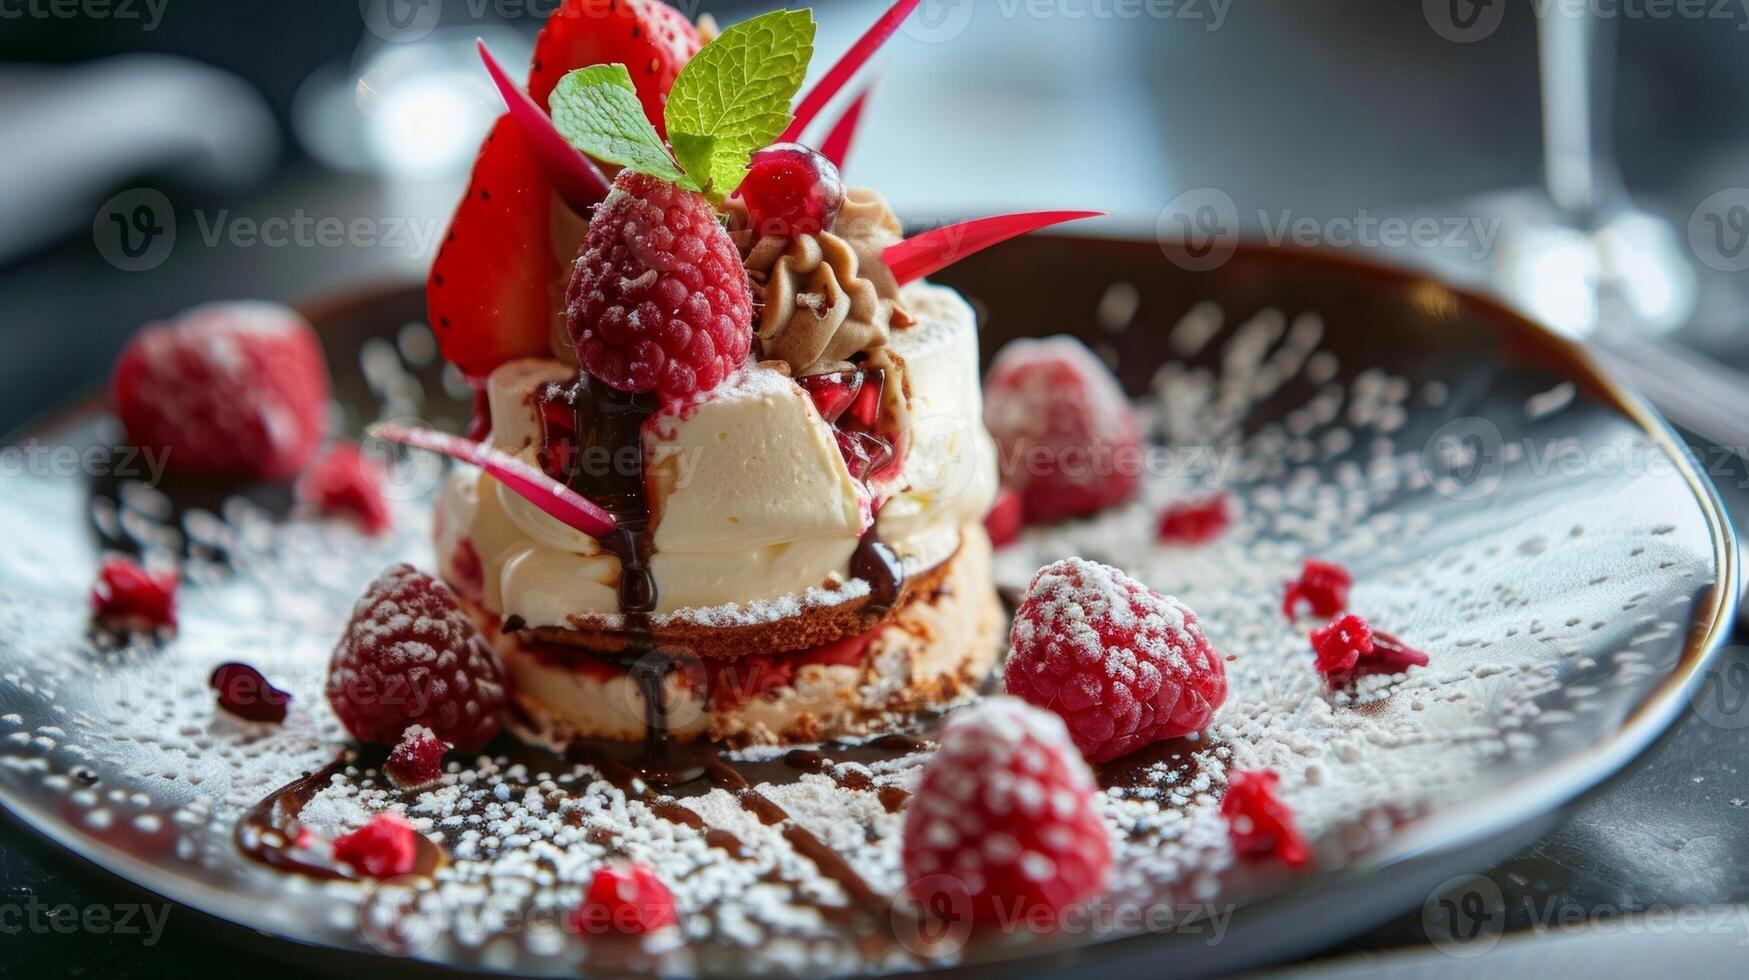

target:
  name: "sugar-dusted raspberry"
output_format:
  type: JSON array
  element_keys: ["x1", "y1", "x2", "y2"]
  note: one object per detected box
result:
[
  {"x1": 1309, "y1": 613, "x2": 1428, "y2": 689},
  {"x1": 1005, "y1": 558, "x2": 1227, "y2": 763},
  {"x1": 110, "y1": 301, "x2": 330, "y2": 481},
  {"x1": 325, "y1": 564, "x2": 506, "y2": 751},
  {"x1": 569, "y1": 864, "x2": 679, "y2": 936},
  {"x1": 1283, "y1": 558, "x2": 1353, "y2": 620},
  {"x1": 565, "y1": 171, "x2": 753, "y2": 405},
  {"x1": 385, "y1": 725, "x2": 451, "y2": 790},
  {"x1": 1221, "y1": 769, "x2": 1310, "y2": 867},
  {"x1": 984, "y1": 486, "x2": 1024, "y2": 548},
  {"x1": 91, "y1": 556, "x2": 178, "y2": 629},
  {"x1": 332, "y1": 812, "x2": 418, "y2": 878},
  {"x1": 298, "y1": 440, "x2": 392, "y2": 535},
  {"x1": 1156, "y1": 493, "x2": 1231, "y2": 545},
  {"x1": 901, "y1": 697, "x2": 1111, "y2": 925},
  {"x1": 983, "y1": 336, "x2": 1141, "y2": 523},
  {"x1": 209, "y1": 662, "x2": 291, "y2": 723}
]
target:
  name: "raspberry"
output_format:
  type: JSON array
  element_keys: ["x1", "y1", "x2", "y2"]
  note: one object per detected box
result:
[
  {"x1": 332, "y1": 812, "x2": 418, "y2": 878},
  {"x1": 569, "y1": 864, "x2": 679, "y2": 936},
  {"x1": 1221, "y1": 770, "x2": 1310, "y2": 867},
  {"x1": 1156, "y1": 493, "x2": 1230, "y2": 545},
  {"x1": 901, "y1": 697, "x2": 1111, "y2": 925},
  {"x1": 1282, "y1": 558, "x2": 1352, "y2": 620},
  {"x1": 738, "y1": 143, "x2": 845, "y2": 239},
  {"x1": 110, "y1": 301, "x2": 330, "y2": 481},
  {"x1": 1005, "y1": 559, "x2": 1227, "y2": 763},
  {"x1": 1309, "y1": 613, "x2": 1428, "y2": 689},
  {"x1": 385, "y1": 725, "x2": 451, "y2": 790},
  {"x1": 209, "y1": 662, "x2": 291, "y2": 723},
  {"x1": 91, "y1": 557, "x2": 177, "y2": 629},
  {"x1": 984, "y1": 486, "x2": 1024, "y2": 548},
  {"x1": 983, "y1": 337, "x2": 1141, "y2": 523},
  {"x1": 298, "y1": 440, "x2": 392, "y2": 535},
  {"x1": 565, "y1": 171, "x2": 752, "y2": 405},
  {"x1": 325, "y1": 564, "x2": 506, "y2": 751}
]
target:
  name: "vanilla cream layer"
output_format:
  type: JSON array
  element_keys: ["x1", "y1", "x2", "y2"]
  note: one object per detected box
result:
[
  {"x1": 503, "y1": 525, "x2": 1000, "y2": 745},
  {"x1": 434, "y1": 282, "x2": 999, "y2": 626}
]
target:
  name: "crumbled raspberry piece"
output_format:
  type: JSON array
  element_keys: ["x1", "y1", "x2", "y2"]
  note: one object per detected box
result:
[
  {"x1": 298, "y1": 440, "x2": 392, "y2": 535},
  {"x1": 1309, "y1": 613, "x2": 1428, "y2": 689},
  {"x1": 91, "y1": 557, "x2": 178, "y2": 629},
  {"x1": 983, "y1": 336, "x2": 1142, "y2": 523},
  {"x1": 1156, "y1": 493, "x2": 1230, "y2": 544},
  {"x1": 569, "y1": 864, "x2": 679, "y2": 936},
  {"x1": 983, "y1": 486, "x2": 1024, "y2": 548},
  {"x1": 566, "y1": 171, "x2": 753, "y2": 405},
  {"x1": 325, "y1": 564, "x2": 506, "y2": 751},
  {"x1": 1005, "y1": 558, "x2": 1227, "y2": 763},
  {"x1": 208, "y1": 662, "x2": 291, "y2": 723},
  {"x1": 1221, "y1": 769, "x2": 1310, "y2": 867},
  {"x1": 385, "y1": 725, "x2": 451, "y2": 790},
  {"x1": 332, "y1": 812, "x2": 418, "y2": 878},
  {"x1": 1283, "y1": 558, "x2": 1353, "y2": 620},
  {"x1": 110, "y1": 301, "x2": 330, "y2": 480},
  {"x1": 902, "y1": 698, "x2": 1111, "y2": 925}
]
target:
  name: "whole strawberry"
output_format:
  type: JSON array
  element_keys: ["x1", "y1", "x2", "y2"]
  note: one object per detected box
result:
[
  {"x1": 983, "y1": 336, "x2": 1141, "y2": 523},
  {"x1": 326, "y1": 564, "x2": 505, "y2": 751},
  {"x1": 565, "y1": 171, "x2": 752, "y2": 404},
  {"x1": 1005, "y1": 558, "x2": 1227, "y2": 763},
  {"x1": 901, "y1": 697, "x2": 1112, "y2": 926},
  {"x1": 111, "y1": 301, "x2": 330, "y2": 481}
]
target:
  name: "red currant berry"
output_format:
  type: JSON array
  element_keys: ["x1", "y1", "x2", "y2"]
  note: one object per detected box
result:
[{"x1": 739, "y1": 143, "x2": 845, "y2": 239}]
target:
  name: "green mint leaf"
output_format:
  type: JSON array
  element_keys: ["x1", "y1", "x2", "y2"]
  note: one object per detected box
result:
[
  {"x1": 664, "y1": 8, "x2": 815, "y2": 200},
  {"x1": 551, "y1": 64, "x2": 696, "y2": 190}
]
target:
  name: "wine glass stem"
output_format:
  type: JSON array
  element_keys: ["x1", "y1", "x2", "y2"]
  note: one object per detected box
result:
[{"x1": 1539, "y1": 6, "x2": 1619, "y2": 230}]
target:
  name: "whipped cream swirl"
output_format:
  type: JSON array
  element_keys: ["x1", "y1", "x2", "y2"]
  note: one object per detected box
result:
[{"x1": 746, "y1": 188, "x2": 914, "y2": 377}]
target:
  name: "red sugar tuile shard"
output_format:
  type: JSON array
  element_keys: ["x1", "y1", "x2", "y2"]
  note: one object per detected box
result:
[
  {"x1": 1310, "y1": 613, "x2": 1428, "y2": 689},
  {"x1": 1221, "y1": 769, "x2": 1311, "y2": 867},
  {"x1": 209, "y1": 662, "x2": 292, "y2": 723},
  {"x1": 1283, "y1": 558, "x2": 1353, "y2": 620},
  {"x1": 782, "y1": 0, "x2": 920, "y2": 144},
  {"x1": 477, "y1": 38, "x2": 610, "y2": 213},
  {"x1": 885, "y1": 211, "x2": 1104, "y2": 285},
  {"x1": 819, "y1": 84, "x2": 873, "y2": 171},
  {"x1": 368, "y1": 423, "x2": 617, "y2": 538}
]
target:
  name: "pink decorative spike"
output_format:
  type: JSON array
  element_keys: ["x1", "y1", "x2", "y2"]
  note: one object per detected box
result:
[
  {"x1": 368, "y1": 423, "x2": 618, "y2": 538},
  {"x1": 478, "y1": 38, "x2": 610, "y2": 213},
  {"x1": 819, "y1": 85, "x2": 872, "y2": 171},
  {"x1": 781, "y1": 0, "x2": 920, "y2": 144},
  {"x1": 885, "y1": 211, "x2": 1105, "y2": 285}
]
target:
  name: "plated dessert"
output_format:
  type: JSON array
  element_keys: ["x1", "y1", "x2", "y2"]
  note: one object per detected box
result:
[{"x1": 5, "y1": 0, "x2": 1728, "y2": 974}]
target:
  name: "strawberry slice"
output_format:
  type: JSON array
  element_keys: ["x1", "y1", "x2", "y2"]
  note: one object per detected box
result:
[
  {"x1": 427, "y1": 116, "x2": 562, "y2": 379},
  {"x1": 527, "y1": 0, "x2": 702, "y2": 135}
]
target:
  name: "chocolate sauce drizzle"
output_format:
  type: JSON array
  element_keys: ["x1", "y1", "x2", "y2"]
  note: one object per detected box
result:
[{"x1": 235, "y1": 751, "x2": 444, "y2": 880}]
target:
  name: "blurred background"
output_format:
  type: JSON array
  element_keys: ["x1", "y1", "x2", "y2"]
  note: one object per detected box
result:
[
  {"x1": 5, "y1": 1, "x2": 1749, "y2": 975},
  {"x1": 2, "y1": 0, "x2": 1746, "y2": 432}
]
